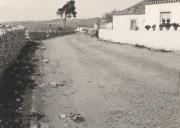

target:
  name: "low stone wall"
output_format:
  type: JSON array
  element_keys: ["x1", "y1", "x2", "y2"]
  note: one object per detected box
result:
[
  {"x1": 29, "y1": 31, "x2": 75, "y2": 40},
  {"x1": 0, "y1": 29, "x2": 26, "y2": 75}
]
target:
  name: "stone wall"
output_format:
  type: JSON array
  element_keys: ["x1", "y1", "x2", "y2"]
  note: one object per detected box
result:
[
  {"x1": 28, "y1": 31, "x2": 75, "y2": 40},
  {"x1": 0, "y1": 29, "x2": 26, "y2": 75}
]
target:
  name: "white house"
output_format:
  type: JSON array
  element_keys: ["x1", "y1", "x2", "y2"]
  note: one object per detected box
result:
[
  {"x1": 113, "y1": 1, "x2": 145, "y2": 30},
  {"x1": 145, "y1": 0, "x2": 180, "y2": 29},
  {"x1": 99, "y1": 0, "x2": 180, "y2": 51},
  {"x1": 113, "y1": 0, "x2": 180, "y2": 31}
]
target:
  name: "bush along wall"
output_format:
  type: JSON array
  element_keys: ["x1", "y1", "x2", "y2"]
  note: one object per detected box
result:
[{"x1": 0, "y1": 29, "x2": 26, "y2": 75}]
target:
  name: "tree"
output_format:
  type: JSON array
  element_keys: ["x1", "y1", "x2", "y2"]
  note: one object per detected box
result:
[
  {"x1": 102, "y1": 9, "x2": 117, "y2": 22},
  {"x1": 103, "y1": 12, "x2": 112, "y2": 22},
  {"x1": 56, "y1": 0, "x2": 77, "y2": 29}
]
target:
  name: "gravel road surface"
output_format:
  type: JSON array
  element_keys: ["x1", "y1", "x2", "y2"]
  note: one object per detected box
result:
[{"x1": 34, "y1": 33, "x2": 180, "y2": 128}]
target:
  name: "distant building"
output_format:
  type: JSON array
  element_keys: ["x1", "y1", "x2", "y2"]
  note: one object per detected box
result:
[
  {"x1": 93, "y1": 22, "x2": 100, "y2": 29},
  {"x1": 75, "y1": 27, "x2": 86, "y2": 32}
]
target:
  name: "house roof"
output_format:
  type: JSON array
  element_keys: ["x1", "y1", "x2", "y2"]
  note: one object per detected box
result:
[
  {"x1": 114, "y1": 0, "x2": 180, "y2": 15},
  {"x1": 114, "y1": 1, "x2": 145, "y2": 15},
  {"x1": 145, "y1": 0, "x2": 180, "y2": 4}
]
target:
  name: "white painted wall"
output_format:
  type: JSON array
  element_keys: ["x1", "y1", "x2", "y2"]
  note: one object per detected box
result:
[
  {"x1": 100, "y1": 22, "x2": 113, "y2": 29},
  {"x1": 113, "y1": 15, "x2": 145, "y2": 30},
  {"x1": 99, "y1": 29, "x2": 180, "y2": 51},
  {"x1": 113, "y1": 2, "x2": 180, "y2": 31},
  {"x1": 106, "y1": 2, "x2": 180, "y2": 50},
  {"x1": 145, "y1": 3, "x2": 180, "y2": 26}
]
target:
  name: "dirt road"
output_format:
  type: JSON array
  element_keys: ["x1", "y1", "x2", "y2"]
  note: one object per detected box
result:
[{"x1": 34, "y1": 33, "x2": 180, "y2": 128}]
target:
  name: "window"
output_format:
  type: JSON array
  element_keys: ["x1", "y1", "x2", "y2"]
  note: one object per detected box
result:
[
  {"x1": 160, "y1": 12, "x2": 171, "y2": 24},
  {"x1": 130, "y1": 19, "x2": 137, "y2": 30}
]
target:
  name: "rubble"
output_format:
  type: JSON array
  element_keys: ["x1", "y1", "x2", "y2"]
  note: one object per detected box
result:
[
  {"x1": 18, "y1": 107, "x2": 23, "y2": 110},
  {"x1": 25, "y1": 66, "x2": 30, "y2": 69},
  {"x1": 61, "y1": 81, "x2": 67, "y2": 86},
  {"x1": 63, "y1": 124, "x2": 68, "y2": 127},
  {"x1": 29, "y1": 112, "x2": 45, "y2": 121},
  {"x1": 14, "y1": 118, "x2": 20, "y2": 124},
  {"x1": 38, "y1": 122, "x2": 50, "y2": 128},
  {"x1": 42, "y1": 59, "x2": 50, "y2": 63},
  {"x1": 31, "y1": 124, "x2": 38, "y2": 128},
  {"x1": 33, "y1": 73, "x2": 41, "y2": 76},
  {"x1": 39, "y1": 83, "x2": 46, "y2": 88},
  {"x1": 59, "y1": 113, "x2": 85, "y2": 123},
  {"x1": 39, "y1": 46, "x2": 46, "y2": 50},
  {"x1": 38, "y1": 81, "x2": 66, "y2": 88},
  {"x1": 69, "y1": 113, "x2": 85, "y2": 123},
  {"x1": 30, "y1": 75, "x2": 36, "y2": 81},
  {"x1": 59, "y1": 114, "x2": 67, "y2": 119},
  {"x1": 48, "y1": 82, "x2": 60, "y2": 88},
  {"x1": 16, "y1": 98, "x2": 21, "y2": 102},
  {"x1": 18, "y1": 81, "x2": 22, "y2": 84}
]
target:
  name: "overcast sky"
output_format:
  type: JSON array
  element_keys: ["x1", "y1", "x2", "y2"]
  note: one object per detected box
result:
[{"x1": 0, "y1": 0, "x2": 141, "y2": 22}]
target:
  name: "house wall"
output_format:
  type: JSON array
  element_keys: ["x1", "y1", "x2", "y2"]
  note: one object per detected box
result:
[
  {"x1": 145, "y1": 2, "x2": 180, "y2": 26},
  {"x1": 100, "y1": 22, "x2": 113, "y2": 29},
  {"x1": 105, "y1": 2, "x2": 180, "y2": 50},
  {"x1": 113, "y1": 14, "x2": 145, "y2": 30},
  {"x1": 99, "y1": 29, "x2": 180, "y2": 51}
]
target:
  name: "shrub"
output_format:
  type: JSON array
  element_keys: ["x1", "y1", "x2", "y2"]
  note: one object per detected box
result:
[
  {"x1": 164, "y1": 23, "x2": 171, "y2": 30},
  {"x1": 145, "y1": 25, "x2": 151, "y2": 30},
  {"x1": 152, "y1": 24, "x2": 156, "y2": 31},
  {"x1": 134, "y1": 44, "x2": 146, "y2": 48},
  {"x1": 135, "y1": 27, "x2": 139, "y2": 31},
  {"x1": 159, "y1": 48, "x2": 172, "y2": 52},
  {"x1": 171, "y1": 23, "x2": 179, "y2": 31},
  {"x1": 159, "y1": 24, "x2": 164, "y2": 31},
  {"x1": 159, "y1": 24, "x2": 166, "y2": 31}
]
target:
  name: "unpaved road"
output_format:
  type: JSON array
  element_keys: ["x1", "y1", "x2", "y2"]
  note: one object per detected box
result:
[{"x1": 34, "y1": 33, "x2": 180, "y2": 128}]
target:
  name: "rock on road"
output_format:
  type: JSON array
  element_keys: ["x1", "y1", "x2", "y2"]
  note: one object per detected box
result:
[{"x1": 35, "y1": 33, "x2": 180, "y2": 128}]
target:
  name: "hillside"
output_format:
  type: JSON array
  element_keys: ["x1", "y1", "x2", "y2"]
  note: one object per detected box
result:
[{"x1": 3, "y1": 18, "x2": 100, "y2": 31}]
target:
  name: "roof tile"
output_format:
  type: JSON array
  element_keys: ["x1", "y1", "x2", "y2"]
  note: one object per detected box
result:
[
  {"x1": 114, "y1": 1, "x2": 145, "y2": 15},
  {"x1": 114, "y1": 0, "x2": 180, "y2": 15}
]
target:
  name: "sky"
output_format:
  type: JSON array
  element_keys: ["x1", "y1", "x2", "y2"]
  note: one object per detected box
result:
[{"x1": 0, "y1": 0, "x2": 142, "y2": 22}]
